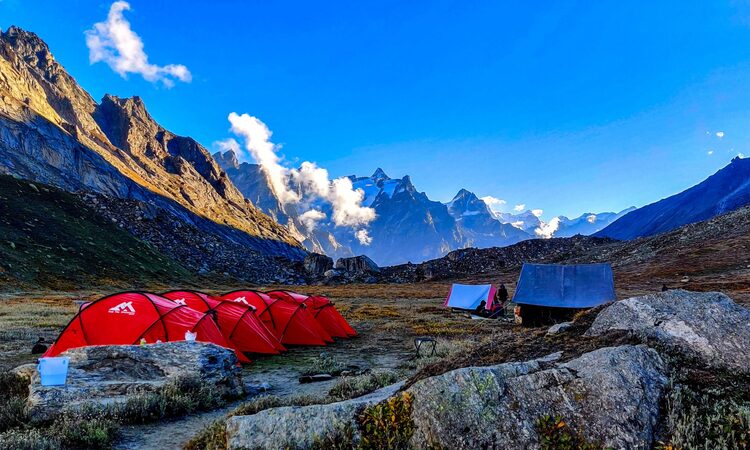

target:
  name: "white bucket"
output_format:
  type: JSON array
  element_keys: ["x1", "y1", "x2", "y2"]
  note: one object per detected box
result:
[{"x1": 38, "y1": 357, "x2": 69, "y2": 386}]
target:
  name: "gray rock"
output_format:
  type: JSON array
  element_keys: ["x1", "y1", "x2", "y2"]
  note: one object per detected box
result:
[
  {"x1": 304, "y1": 253, "x2": 333, "y2": 275},
  {"x1": 226, "y1": 382, "x2": 404, "y2": 450},
  {"x1": 27, "y1": 342, "x2": 243, "y2": 421},
  {"x1": 407, "y1": 345, "x2": 667, "y2": 449},
  {"x1": 323, "y1": 269, "x2": 343, "y2": 278},
  {"x1": 226, "y1": 346, "x2": 667, "y2": 449},
  {"x1": 586, "y1": 290, "x2": 750, "y2": 373},
  {"x1": 335, "y1": 255, "x2": 380, "y2": 274},
  {"x1": 546, "y1": 321, "x2": 573, "y2": 335}
]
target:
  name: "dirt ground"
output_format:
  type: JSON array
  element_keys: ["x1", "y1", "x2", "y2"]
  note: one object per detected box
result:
[
  {"x1": 1, "y1": 275, "x2": 747, "y2": 449},
  {"x1": 0, "y1": 286, "x2": 515, "y2": 449}
]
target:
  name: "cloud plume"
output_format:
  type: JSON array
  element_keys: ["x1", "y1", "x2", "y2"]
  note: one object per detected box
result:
[
  {"x1": 85, "y1": 1, "x2": 191, "y2": 87},
  {"x1": 514, "y1": 204, "x2": 526, "y2": 212},
  {"x1": 226, "y1": 113, "x2": 376, "y2": 240},
  {"x1": 535, "y1": 217, "x2": 561, "y2": 239},
  {"x1": 299, "y1": 210, "x2": 326, "y2": 231},
  {"x1": 481, "y1": 196, "x2": 506, "y2": 213},
  {"x1": 355, "y1": 229, "x2": 373, "y2": 246}
]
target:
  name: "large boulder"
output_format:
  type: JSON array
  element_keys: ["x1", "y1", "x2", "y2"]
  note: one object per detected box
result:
[
  {"x1": 586, "y1": 290, "x2": 750, "y2": 373},
  {"x1": 225, "y1": 346, "x2": 667, "y2": 449},
  {"x1": 303, "y1": 253, "x2": 333, "y2": 276},
  {"x1": 27, "y1": 342, "x2": 243, "y2": 421},
  {"x1": 407, "y1": 345, "x2": 668, "y2": 449},
  {"x1": 335, "y1": 255, "x2": 380, "y2": 274},
  {"x1": 226, "y1": 382, "x2": 404, "y2": 449}
]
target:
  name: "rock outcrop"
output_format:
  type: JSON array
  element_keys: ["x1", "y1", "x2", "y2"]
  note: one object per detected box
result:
[
  {"x1": 226, "y1": 346, "x2": 667, "y2": 449},
  {"x1": 303, "y1": 253, "x2": 334, "y2": 276},
  {"x1": 226, "y1": 382, "x2": 404, "y2": 449},
  {"x1": 586, "y1": 289, "x2": 750, "y2": 373},
  {"x1": 335, "y1": 255, "x2": 380, "y2": 274},
  {"x1": 26, "y1": 342, "x2": 243, "y2": 421},
  {"x1": 407, "y1": 345, "x2": 667, "y2": 449}
]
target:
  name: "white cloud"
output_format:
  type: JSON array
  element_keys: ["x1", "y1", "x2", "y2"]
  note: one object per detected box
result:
[
  {"x1": 707, "y1": 149, "x2": 714, "y2": 156},
  {"x1": 226, "y1": 112, "x2": 376, "y2": 241},
  {"x1": 291, "y1": 162, "x2": 331, "y2": 198},
  {"x1": 716, "y1": 131, "x2": 725, "y2": 138},
  {"x1": 514, "y1": 204, "x2": 526, "y2": 212},
  {"x1": 328, "y1": 177, "x2": 376, "y2": 227},
  {"x1": 480, "y1": 196, "x2": 506, "y2": 212},
  {"x1": 739, "y1": 152, "x2": 746, "y2": 158},
  {"x1": 531, "y1": 209, "x2": 544, "y2": 218},
  {"x1": 228, "y1": 112, "x2": 300, "y2": 204},
  {"x1": 511, "y1": 220, "x2": 525, "y2": 229},
  {"x1": 299, "y1": 210, "x2": 326, "y2": 231},
  {"x1": 85, "y1": 1, "x2": 191, "y2": 87},
  {"x1": 535, "y1": 217, "x2": 561, "y2": 239},
  {"x1": 586, "y1": 214, "x2": 597, "y2": 224},
  {"x1": 214, "y1": 138, "x2": 241, "y2": 154},
  {"x1": 355, "y1": 229, "x2": 373, "y2": 246}
]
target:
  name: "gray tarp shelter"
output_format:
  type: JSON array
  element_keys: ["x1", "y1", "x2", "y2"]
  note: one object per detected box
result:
[{"x1": 513, "y1": 263, "x2": 616, "y2": 309}]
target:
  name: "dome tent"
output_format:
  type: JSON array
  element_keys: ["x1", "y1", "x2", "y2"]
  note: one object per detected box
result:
[
  {"x1": 267, "y1": 291, "x2": 356, "y2": 338},
  {"x1": 161, "y1": 290, "x2": 285, "y2": 354},
  {"x1": 43, "y1": 292, "x2": 244, "y2": 361},
  {"x1": 217, "y1": 290, "x2": 331, "y2": 346}
]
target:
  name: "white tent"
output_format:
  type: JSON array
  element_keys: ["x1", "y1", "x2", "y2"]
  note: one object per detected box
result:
[{"x1": 444, "y1": 284, "x2": 496, "y2": 310}]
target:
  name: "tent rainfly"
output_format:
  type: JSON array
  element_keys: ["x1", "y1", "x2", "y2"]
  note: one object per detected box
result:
[
  {"x1": 444, "y1": 284, "x2": 497, "y2": 310},
  {"x1": 43, "y1": 292, "x2": 241, "y2": 360},
  {"x1": 161, "y1": 291, "x2": 285, "y2": 355},
  {"x1": 512, "y1": 263, "x2": 616, "y2": 309},
  {"x1": 267, "y1": 291, "x2": 357, "y2": 338},
  {"x1": 217, "y1": 291, "x2": 331, "y2": 346}
]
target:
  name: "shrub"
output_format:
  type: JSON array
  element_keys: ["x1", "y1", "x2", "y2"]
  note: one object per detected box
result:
[
  {"x1": 357, "y1": 392, "x2": 414, "y2": 450},
  {"x1": 51, "y1": 408, "x2": 120, "y2": 449},
  {"x1": 115, "y1": 375, "x2": 224, "y2": 424},
  {"x1": 302, "y1": 352, "x2": 346, "y2": 376},
  {"x1": 327, "y1": 369, "x2": 401, "y2": 402},
  {"x1": 659, "y1": 386, "x2": 750, "y2": 450},
  {"x1": 0, "y1": 372, "x2": 29, "y2": 433},
  {"x1": 535, "y1": 415, "x2": 600, "y2": 450},
  {"x1": 309, "y1": 424, "x2": 356, "y2": 450},
  {"x1": 0, "y1": 428, "x2": 58, "y2": 450},
  {"x1": 183, "y1": 420, "x2": 226, "y2": 450}
]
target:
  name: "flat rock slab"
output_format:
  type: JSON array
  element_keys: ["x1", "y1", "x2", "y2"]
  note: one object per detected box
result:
[
  {"x1": 586, "y1": 289, "x2": 750, "y2": 373},
  {"x1": 226, "y1": 382, "x2": 404, "y2": 449},
  {"x1": 407, "y1": 345, "x2": 668, "y2": 449},
  {"x1": 27, "y1": 342, "x2": 243, "y2": 421}
]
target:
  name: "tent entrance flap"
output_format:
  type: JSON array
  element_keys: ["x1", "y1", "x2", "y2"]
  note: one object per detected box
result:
[
  {"x1": 444, "y1": 284, "x2": 496, "y2": 310},
  {"x1": 513, "y1": 263, "x2": 616, "y2": 309}
]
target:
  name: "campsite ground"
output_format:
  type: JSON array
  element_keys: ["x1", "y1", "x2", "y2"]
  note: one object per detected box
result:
[
  {"x1": 0, "y1": 284, "x2": 512, "y2": 449},
  {"x1": 1, "y1": 268, "x2": 748, "y2": 448}
]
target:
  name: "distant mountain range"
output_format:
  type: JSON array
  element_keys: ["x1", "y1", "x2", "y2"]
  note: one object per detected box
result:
[
  {"x1": 597, "y1": 156, "x2": 750, "y2": 240},
  {"x1": 216, "y1": 151, "x2": 633, "y2": 265}
]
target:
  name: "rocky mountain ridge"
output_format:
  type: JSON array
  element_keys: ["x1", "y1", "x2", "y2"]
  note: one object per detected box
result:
[
  {"x1": 597, "y1": 156, "x2": 750, "y2": 239},
  {"x1": 0, "y1": 26, "x2": 303, "y2": 261}
]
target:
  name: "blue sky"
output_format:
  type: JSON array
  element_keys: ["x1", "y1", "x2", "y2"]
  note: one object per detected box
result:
[{"x1": 2, "y1": 0, "x2": 749, "y2": 219}]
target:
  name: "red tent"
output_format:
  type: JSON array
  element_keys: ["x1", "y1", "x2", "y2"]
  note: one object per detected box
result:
[
  {"x1": 267, "y1": 291, "x2": 356, "y2": 338},
  {"x1": 161, "y1": 291, "x2": 285, "y2": 355},
  {"x1": 217, "y1": 291, "x2": 331, "y2": 346},
  {"x1": 43, "y1": 292, "x2": 246, "y2": 361}
]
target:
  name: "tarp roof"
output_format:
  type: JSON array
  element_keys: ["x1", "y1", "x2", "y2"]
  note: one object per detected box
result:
[
  {"x1": 444, "y1": 284, "x2": 496, "y2": 310},
  {"x1": 513, "y1": 263, "x2": 616, "y2": 308}
]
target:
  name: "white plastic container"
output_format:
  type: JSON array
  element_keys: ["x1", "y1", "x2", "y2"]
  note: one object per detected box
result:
[{"x1": 38, "y1": 357, "x2": 69, "y2": 386}]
